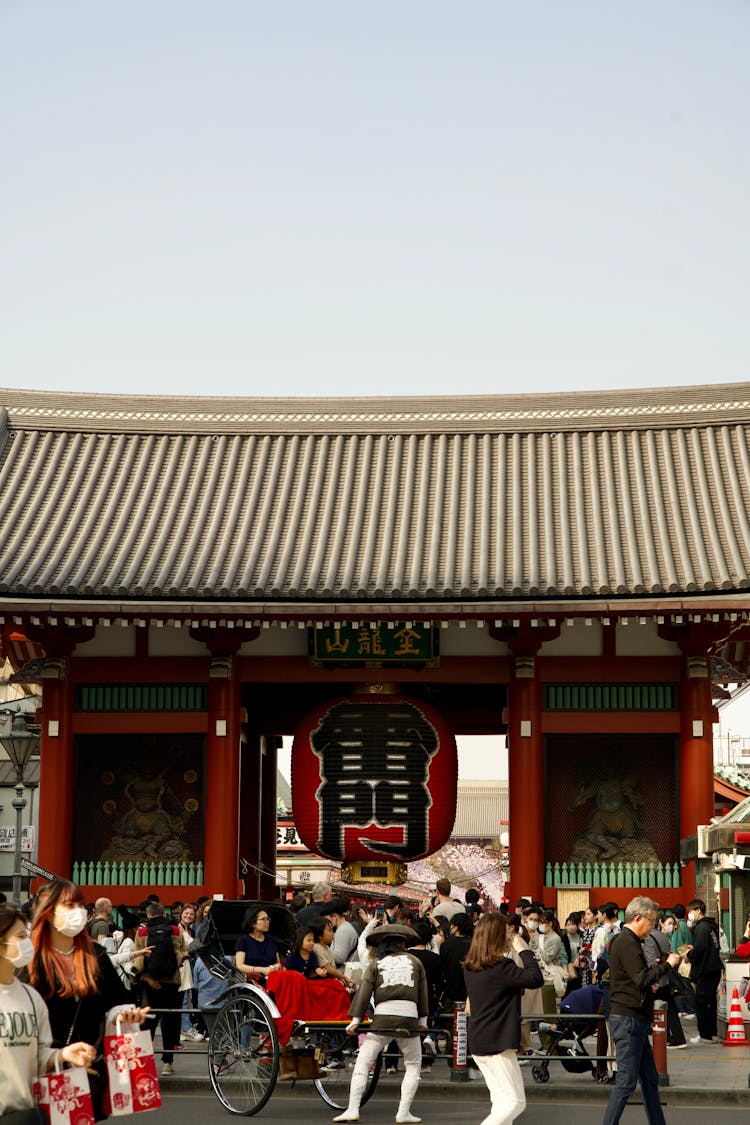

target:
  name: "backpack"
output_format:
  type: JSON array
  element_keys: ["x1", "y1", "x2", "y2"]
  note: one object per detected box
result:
[{"x1": 143, "y1": 917, "x2": 178, "y2": 980}]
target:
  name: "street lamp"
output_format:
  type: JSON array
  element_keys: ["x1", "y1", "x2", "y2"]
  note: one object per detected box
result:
[{"x1": 0, "y1": 712, "x2": 40, "y2": 904}]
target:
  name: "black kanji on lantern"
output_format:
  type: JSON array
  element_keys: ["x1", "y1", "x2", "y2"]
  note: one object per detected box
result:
[{"x1": 310, "y1": 700, "x2": 440, "y2": 859}]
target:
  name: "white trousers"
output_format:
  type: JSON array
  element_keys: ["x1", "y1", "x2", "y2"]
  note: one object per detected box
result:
[
  {"x1": 346, "y1": 1032, "x2": 421, "y2": 1115},
  {"x1": 472, "y1": 1049, "x2": 527, "y2": 1125}
]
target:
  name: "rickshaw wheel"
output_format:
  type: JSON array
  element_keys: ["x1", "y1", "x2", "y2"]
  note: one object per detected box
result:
[
  {"x1": 208, "y1": 992, "x2": 280, "y2": 1114},
  {"x1": 313, "y1": 1029, "x2": 382, "y2": 1109}
]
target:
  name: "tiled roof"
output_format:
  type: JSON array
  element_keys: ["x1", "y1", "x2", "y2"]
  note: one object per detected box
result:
[
  {"x1": 453, "y1": 781, "x2": 509, "y2": 838},
  {"x1": 2, "y1": 384, "x2": 750, "y2": 603}
]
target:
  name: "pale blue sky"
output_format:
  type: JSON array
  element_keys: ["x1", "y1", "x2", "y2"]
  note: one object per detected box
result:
[{"x1": 2, "y1": 1, "x2": 748, "y2": 398}]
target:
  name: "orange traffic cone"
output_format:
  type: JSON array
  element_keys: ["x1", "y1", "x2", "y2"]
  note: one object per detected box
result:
[{"x1": 721, "y1": 987, "x2": 748, "y2": 1047}]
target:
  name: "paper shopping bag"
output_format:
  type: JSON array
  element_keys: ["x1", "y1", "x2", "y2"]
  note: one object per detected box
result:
[
  {"x1": 35, "y1": 1068, "x2": 94, "y2": 1125},
  {"x1": 102, "y1": 1021, "x2": 161, "y2": 1116}
]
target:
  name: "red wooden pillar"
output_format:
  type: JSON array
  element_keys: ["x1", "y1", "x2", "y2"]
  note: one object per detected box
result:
[
  {"x1": 38, "y1": 658, "x2": 75, "y2": 881},
  {"x1": 259, "y1": 735, "x2": 280, "y2": 901},
  {"x1": 203, "y1": 655, "x2": 241, "y2": 899},
  {"x1": 507, "y1": 652, "x2": 544, "y2": 902},
  {"x1": 680, "y1": 653, "x2": 715, "y2": 897},
  {"x1": 239, "y1": 731, "x2": 262, "y2": 899}
]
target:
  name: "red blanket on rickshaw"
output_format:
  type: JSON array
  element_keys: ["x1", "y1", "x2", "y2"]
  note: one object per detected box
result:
[{"x1": 266, "y1": 969, "x2": 351, "y2": 1046}]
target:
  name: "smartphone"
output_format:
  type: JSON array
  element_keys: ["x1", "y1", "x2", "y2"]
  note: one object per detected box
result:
[{"x1": 375, "y1": 906, "x2": 385, "y2": 918}]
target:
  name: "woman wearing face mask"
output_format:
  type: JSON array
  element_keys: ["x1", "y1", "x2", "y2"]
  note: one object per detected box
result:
[
  {"x1": 643, "y1": 915, "x2": 687, "y2": 1049},
  {"x1": 0, "y1": 904, "x2": 97, "y2": 1120},
  {"x1": 25, "y1": 880, "x2": 150, "y2": 1121},
  {"x1": 537, "y1": 912, "x2": 562, "y2": 962}
]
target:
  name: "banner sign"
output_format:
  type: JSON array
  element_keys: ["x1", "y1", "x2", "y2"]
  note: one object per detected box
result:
[
  {"x1": 292, "y1": 695, "x2": 457, "y2": 863},
  {"x1": 21, "y1": 857, "x2": 57, "y2": 880},
  {"x1": 309, "y1": 623, "x2": 437, "y2": 667}
]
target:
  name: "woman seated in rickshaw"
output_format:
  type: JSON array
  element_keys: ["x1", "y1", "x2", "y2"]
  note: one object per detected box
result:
[
  {"x1": 232, "y1": 905, "x2": 351, "y2": 1045},
  {"x1": 234, "y1": 905, "x2": 282, "y2": 980}
]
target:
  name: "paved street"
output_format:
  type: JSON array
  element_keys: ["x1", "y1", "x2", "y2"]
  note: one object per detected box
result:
[{"x1": 156, "y1": 1092, "x2": 750, "y2": 1124}]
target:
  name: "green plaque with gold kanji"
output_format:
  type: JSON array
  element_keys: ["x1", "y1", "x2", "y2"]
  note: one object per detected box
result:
[{"x1": 309, "y1": 623, "x2": 438, "y2": 667}]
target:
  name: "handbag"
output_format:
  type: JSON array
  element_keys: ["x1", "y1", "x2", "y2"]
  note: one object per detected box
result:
[
  {"x1": 34, "y1": 1067, "x2": 95, "y2": 1125},
  {"x1": 178, "y1": 958, "x2": 192, "y2": 992},
  {"x1": 102, "y1": 1013, "x2": 162, "y2": 1116},
  {"x1": 540, "y1": 962, "x2": 568, "y2": 999},
  {"x1": 33, "y1": 996, "x2": 95, "y2": 1125}
]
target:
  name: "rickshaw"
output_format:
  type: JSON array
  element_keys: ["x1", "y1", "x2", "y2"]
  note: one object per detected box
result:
[{"x1": 198, "y1": 901, "x2": 382, "y2": 1115}]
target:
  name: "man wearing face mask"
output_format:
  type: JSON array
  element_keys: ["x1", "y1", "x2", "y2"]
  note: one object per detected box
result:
[
  {"x1": 683, "y1": 899, "x2": 723, "y2": 1045},
  {"x1": 1, "y1": 905, "x2": 102, "y2": 1118},
  {"x1": 520, "y1": 906, "x2": 541, "y2": 949}
]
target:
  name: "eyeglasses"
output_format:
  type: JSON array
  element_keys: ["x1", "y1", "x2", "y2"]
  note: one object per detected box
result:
[{"x1": 256, "y1": 916, "x2": 270, "y2": 923}]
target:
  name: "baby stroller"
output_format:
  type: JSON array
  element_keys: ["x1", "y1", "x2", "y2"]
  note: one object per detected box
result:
[{"x1": 531, "y1": 985, "x2": 607, "y2": 1084}]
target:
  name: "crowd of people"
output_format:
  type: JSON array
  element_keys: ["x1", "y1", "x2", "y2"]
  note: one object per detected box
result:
[{"x1": 0, "y1": 878, "x2": 742, "y2": 1125}]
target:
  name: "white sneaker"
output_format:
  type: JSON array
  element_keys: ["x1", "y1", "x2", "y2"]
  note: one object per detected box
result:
[
  {"x1": 396, "y1": 1115, "x2": 421, "y2": 1124},
  {"x1": 688, "y1": 1035, "x2": 718, "y2": 1045},
  {"x1": 332, "y1": 1114, "x2": 359, "y2": 1123}
]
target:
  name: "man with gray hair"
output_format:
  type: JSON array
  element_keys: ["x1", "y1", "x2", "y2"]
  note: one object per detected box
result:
[
  {"x1": 295, "y1": 882, "x2": 333, "y2": 929},
  {"x1": 602, "y1": 896, "x2": 684, "y2": 1125}
]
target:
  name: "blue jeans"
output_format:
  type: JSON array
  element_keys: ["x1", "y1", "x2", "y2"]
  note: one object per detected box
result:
[
  {"x1": 602, "y1": 1015, "x2": 666, "y2": 1125},
  {"x1": 181, "y1": 988, "x2": 193, "y2": 1033}
]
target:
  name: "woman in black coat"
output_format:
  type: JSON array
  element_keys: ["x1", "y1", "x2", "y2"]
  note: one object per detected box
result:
[
  {"x1": 27, "y1": 880, "x2": 149, "y2": 1120},
  {"x1": 463, "y1": 913, "x2": 543, "y2": 1125}
]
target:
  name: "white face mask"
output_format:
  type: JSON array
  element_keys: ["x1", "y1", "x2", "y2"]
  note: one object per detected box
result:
[
  {"x1": 538, "y1": 924, "x2": 548, "y2": 934},
  {"x1": 2, "y1": 935, "x2": 34, "y2": 968},
  {"x1": 526, "y1": 920, "x2": 538, "y2": 931},
  {"x1": 663, "y1": 923, "x2": 674, "y2": 933},
  {"x1": 687, "y1": 911, "x2": 697, "y2": 926},
  {"x1": 53, "y1": 906, "x2": 88, "y2": 938}
]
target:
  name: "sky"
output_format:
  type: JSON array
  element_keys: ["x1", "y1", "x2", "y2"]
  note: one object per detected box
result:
[{"x1": 2, "y1": 1, "x2": 749, "y2": 400}]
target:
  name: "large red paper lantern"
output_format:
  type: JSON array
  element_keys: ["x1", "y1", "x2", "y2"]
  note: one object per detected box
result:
[{"x1": 292, "y1": 695, "x2": 457, "y2": 862}]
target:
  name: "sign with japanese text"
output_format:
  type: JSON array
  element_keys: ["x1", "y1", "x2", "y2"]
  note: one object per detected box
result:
[
  {"x1": 0, "y1": 825, "x2": 35, "y2": 852},
  {"x1": 309, "y1": 623, "x2": 437, "y2": 666},
  {"x1": 276, "y1": 820, "x2": 305, "y2": 851},
  {"x1": 292, "y1": 695, "x2": 457, "y2": 863}
]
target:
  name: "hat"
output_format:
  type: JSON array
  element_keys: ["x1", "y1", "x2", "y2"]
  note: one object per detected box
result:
[{"x1": 365, "y1": 923, "x2": 418, "y2": 947}]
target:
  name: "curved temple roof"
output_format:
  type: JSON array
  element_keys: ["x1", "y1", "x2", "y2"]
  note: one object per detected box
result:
[{"x1": 2, "y1": 383, "x2": 750, "y2": 605}]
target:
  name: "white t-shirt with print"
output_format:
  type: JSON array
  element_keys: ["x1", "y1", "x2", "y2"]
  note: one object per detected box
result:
[{"x1": 0, "y1": 977, "x2": 58, "y2": 1113}]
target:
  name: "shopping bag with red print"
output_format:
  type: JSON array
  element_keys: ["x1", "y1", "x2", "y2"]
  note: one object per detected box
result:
[
  {"x1": 102, "y1": 1014, "x2": 162, "y2": 1116},
  {"x1": 34, "y1": 1067, "x2": 94, "y2": 1125}
]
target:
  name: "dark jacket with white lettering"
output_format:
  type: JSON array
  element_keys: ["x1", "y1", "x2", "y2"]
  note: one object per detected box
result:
[{"x1": 349, "y1": 951, "x2": 429, "y2": 1036}]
